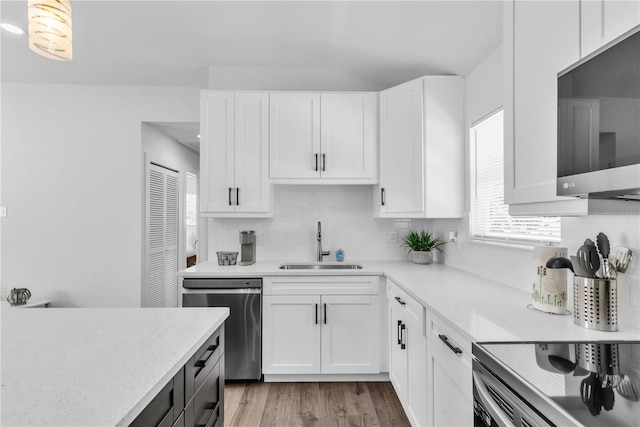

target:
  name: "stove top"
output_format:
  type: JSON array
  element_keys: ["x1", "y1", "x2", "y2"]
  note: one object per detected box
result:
[{"x1": 475, "y1": 341, "x2": 640, "y2": 427}]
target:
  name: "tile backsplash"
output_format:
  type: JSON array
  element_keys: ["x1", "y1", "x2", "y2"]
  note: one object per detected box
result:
[{"x1": 206, "y1": 185, "x2": 432, "y2": 263}]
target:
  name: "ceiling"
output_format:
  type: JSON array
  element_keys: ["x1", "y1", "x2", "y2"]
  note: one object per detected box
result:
[
  {"x1": 147, "y1": 122, "x2": 201, "y2": 153},
  {"x1": 1, "y1": 0, "x2": 503, "y2": 150}
]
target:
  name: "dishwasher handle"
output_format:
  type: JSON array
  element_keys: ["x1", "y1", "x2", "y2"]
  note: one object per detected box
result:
[{"x1": 181, "y1": 288, "x2": 261, "y2": 294}]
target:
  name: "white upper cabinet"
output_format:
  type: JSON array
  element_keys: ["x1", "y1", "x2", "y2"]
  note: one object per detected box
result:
[
  {"x1": 581, "y1": 0, "x2": 640, "y2": 58},
  {"x1": 200, "y1": 91, "x2": 271, "y2": 217},
  {"x1": 269, "y1": 92, "x2": 378, "y2": 184},
  {"x1": 504, "y1": 0, "x2": 591, "y2": 216},
  {"x1": 376, "y1": 76, "x2": 464, "y2": 218}
]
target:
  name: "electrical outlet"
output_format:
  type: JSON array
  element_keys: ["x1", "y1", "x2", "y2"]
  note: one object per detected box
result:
[
  {"x1": 255, "y1": 232, "x2": 263, "y2": 246},
  {"x1": 0, "y1": 288, "x2": 6, "y2": 299},
  {"x1": 385, "y1": 231, "x2": 397, "y2": 243},
  {"x1": 0, "y1": 207, "x2": 6, "y2": 218}
]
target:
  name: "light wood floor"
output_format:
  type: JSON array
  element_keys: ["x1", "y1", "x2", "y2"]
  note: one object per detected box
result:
[{"x1": 224, "y1": 381, "x2": 411, "y2": 427}]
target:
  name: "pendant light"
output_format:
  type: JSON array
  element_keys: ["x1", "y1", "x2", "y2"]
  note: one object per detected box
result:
[{"x1": 28, "y1": 0, "x2": 72, "y2": 61}]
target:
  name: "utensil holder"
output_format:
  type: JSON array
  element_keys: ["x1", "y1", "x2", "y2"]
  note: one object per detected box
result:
[{"x1": 573, "y1": 277, "x2": 618, "y2": 332}]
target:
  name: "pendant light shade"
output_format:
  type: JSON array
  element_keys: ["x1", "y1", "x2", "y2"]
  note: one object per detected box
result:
[{"x1": 28, "y1": 0, "x2": 72, "y2": 61}]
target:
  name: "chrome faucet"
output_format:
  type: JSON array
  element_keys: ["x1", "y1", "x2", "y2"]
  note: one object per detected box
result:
[{"x1": 316, "y1": 221, "x2": 330, "y2": 262}]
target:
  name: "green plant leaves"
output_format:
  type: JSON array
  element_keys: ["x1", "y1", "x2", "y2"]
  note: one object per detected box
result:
[{"x1": 400, "y1": 230, "x2": 446, "y2": 254}]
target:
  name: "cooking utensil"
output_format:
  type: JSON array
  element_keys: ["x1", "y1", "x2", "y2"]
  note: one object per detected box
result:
[
  {"x1": 601, "y1": 383, "x2": 615, "y2": 411},
  {"x1": 596, "y1": 232, "x2": 613, "y2": 279},
  {"x1": 570, "y1": 255, "x2": 589, "y2": 278},
  {"x1": 548, "y1": 354, "x2": 576, "y2": 373},
  {"x1": 616, "y1": 375, "x2": 640, "y2": 402},
  {"x1": 581, "y1": 372, "x2": 602, "y2": 416},
  {"x1": 577, "y1": 239, "x2": 600, "y2": 278},
  {"x1": 545, "y1": 256, "x2": 574, "y2": 273},
  {"x1": 609, "y1": 246, "x2": 633, "y2": 274}
]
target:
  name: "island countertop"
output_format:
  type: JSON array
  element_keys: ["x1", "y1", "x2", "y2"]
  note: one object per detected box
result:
[{"x1": 1, "y1": 307, "x2": 229, "y2": 426}]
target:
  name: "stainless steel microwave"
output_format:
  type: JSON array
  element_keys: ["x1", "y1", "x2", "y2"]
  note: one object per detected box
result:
[{"x1": 557, "y1": 26, "x2": 640, "y2": 200}]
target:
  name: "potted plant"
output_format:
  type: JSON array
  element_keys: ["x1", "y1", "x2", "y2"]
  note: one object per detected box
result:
[{"x1": 400, "y1": 230, "x2": 446, "y2": 264}]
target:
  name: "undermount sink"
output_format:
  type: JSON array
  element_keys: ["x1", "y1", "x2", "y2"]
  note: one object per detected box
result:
[{"x1": 279, "y1": 263, "x2": 363, "y2": 270}]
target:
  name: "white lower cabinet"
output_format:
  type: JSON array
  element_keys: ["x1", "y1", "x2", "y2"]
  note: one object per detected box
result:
[
  {"x1": 427, "y1": 314, "x2": 473, "y2": 427},
  {"x1": 262, "y1": 276, "x2": 381, "y2": 376},
  {"x1": 388, "y1": 280, "x2": 428, "y2": 427}
]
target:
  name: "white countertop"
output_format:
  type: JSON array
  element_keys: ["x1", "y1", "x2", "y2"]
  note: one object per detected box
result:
[
  {"x1": 1, "y1": 307, "x2": 229, "y2": 426},
  {"x1": 179, "y1": 260, "x2": 640, "y2": 342}
]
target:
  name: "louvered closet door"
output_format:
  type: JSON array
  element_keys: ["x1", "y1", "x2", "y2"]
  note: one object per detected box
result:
[{"x1": 145, "y1": 163, "x2": 179, "y2": 307}]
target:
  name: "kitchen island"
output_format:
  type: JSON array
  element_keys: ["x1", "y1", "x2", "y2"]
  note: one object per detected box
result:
[{"x1": 1, "y1": 307, "x2": 229, "y2": 426}]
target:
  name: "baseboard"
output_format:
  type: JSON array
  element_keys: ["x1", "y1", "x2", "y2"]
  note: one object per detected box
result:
[{"x1": 263, "y1": 373, "x2": 390, "y2": 382}]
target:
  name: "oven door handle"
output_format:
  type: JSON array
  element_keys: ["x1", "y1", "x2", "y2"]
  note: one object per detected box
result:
[{"x1": 472, "y1": 370, "x2": 516, "y2": 427}]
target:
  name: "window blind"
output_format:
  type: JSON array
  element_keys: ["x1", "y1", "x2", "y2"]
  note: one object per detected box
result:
[{"x1": 470, "y1": 110, "x2": 561, "y2": 244}]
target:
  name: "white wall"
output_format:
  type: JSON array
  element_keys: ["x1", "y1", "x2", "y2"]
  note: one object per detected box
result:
[
  {"x1": 1, "y1": 83, "x2": 199, "y2": 307},
  {"x1": 431, "y1": 45, "x2": 640, "y2": 330},
  {"x1": 207, "y1": 185, "x2": 433, "y2": 263}
]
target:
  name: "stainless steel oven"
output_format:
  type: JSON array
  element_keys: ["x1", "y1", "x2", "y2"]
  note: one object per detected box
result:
[
  {"x1": 473, "y1": 341, "x2": 640, "y2": 427},
  {"x1": 182, "y1": 278, "x2": 262, "y2": 381}
]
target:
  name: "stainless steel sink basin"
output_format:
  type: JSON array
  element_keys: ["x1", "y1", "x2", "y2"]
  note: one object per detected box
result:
[{"x1": 279, "y1": 263, "x2": 363, "y2": 270}]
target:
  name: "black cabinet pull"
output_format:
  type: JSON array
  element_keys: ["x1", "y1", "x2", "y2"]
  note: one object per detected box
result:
[
  {"x1": 439, "y1": 334, "x2": 463, "y2": 355},
  {"x1": 400, "y1": 323, "x2": 406, "y2": 350},
  {"x1": 397, "y1": 320, "x2": 402, "y2": 345},
  {"x1": 228, "y1": 187, "x2": 233, "y2": 206},
  {"x1": 315, "y1": 153, "x2": 319, "y2": 171},
  {"x1": 323, "y1": 303, "x2": 327, "y2": 324},
  {"x1": 322, "y1": 153, "x2": 326, "y2": 171},
  {"x1": 236, "y1": 187, "x2": 239, "y2": 206},
  {"x1": 195, "y1": 343, "x2": 219, "y2": 369},
  {"x1": 394, "y1": 296, "x2": 406, "y2": 306},
  {"x1": 381, "y1": 188, "x2": 385, "y2": 206},
  {"x1": 315, "y1": 303, "x2": 318, "y2": 325}
]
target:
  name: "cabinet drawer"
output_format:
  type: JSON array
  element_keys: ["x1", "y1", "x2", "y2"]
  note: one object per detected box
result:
[
  {"x1": 264, "y1": 276, "x2": 379, "y2": 295},
  {"x1": 388, "y1": 280, "x2": 425, "y2": 333},
  {"x1": 185, "y1": 328, "x2": 224, "y2": 403},
  {"x1": 130, "y1": 367, "x2": 184, "y2": 427},
  {"x1": 429, "y1": 313, "x2": 472, "y2": 370},
  {"x1": 185, "y1": 361, "x2": 222, "y2": 427}
]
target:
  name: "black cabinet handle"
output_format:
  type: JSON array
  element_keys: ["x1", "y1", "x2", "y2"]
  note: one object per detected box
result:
[
  {"x1": 315, "y1": 303, "x2": 318, "y2": 325},
  {"x1": 196, "y1": 401, "x2": 220, "y2": 427},
  {"x1": 322, "y1": 153, "x2": 326, "y2": 171},
  {"x1": 394, "y1": 296, "x2": 406, "y2": 306},
  {"x1": 236, "y1": 187, "x2": 239, "y2": 206},
  {"x1": 397, "y1": 320, "x2": 402, "y2": 345},
  {"x1": 323, "y1": 303, "x2": 327, "y2": 324},
  {"x1": 194, "y1": 342, "x2": 219, "y2": 371},
  {"x1": 315, "y1": 153, "x2": 319, "y2": 171},
  {"x1": 439, "y1": 334, "x2": 463, "y2": 355},
  {"x1": 381, "y1": 188, "x2": 385, "y2": 206},
  {"x1": 228, "y1": 188, "x2": 233, "y2": 206},
  {"x1": 400, "y1": 323, "x2": 406, "y2": 350}
]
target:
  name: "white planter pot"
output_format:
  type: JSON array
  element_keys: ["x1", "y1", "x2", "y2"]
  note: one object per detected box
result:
[{"x1": 411, "y1": 251, "x2": 433, "y2": 265}]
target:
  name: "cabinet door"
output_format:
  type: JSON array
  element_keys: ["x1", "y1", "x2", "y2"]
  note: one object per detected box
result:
[
  {"x1": 200, "y1": 92, "x2": 235, "y2": 213},
  {"x1": 262, "y1": 295, "x2": 321, "y2": 374},
  {"x1": 320, "y1": 93, "x2": 377, "y2": 181},
  {"x1": 269, "y1": 93, "x2": 321, "y2": 179},
  {"x1": 378, "y1": 79, "x2": 425, "y2": 215},
  {"x1": 405, "y1": 301, "x2": 428, "y2": 427},
  {"x1": 504, "y1": 0, "x2": 586, "y2": 214},
  {"x1": 320, "y1": 295, "x2": 380, "y2": 374},
  {"x1": 429, "y1": 344, "x2": 473, "y2": 427},
  {"x1": 234, "y1": 93, "x2": 270, "y2": 213},
  {"x1": 581, "y1": 0, "x2": 640, "y2": 57},
  {"x1": 388, "y1": 290, "x2": 408, "y2": 402}
]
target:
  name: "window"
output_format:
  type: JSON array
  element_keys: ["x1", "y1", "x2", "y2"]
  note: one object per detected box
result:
[{"x1": 470, "y1": 110, "x2": 561, "y2": 244}]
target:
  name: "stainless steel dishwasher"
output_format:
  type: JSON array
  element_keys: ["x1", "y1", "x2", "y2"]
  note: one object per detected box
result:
[{"x1": 182, "y1": 278, "x2": 261, "y2": 381}]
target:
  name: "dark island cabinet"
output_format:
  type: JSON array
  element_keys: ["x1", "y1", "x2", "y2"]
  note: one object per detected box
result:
[{"x1": 131, "y1": 326, "x2": 225, "y2": 427}]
